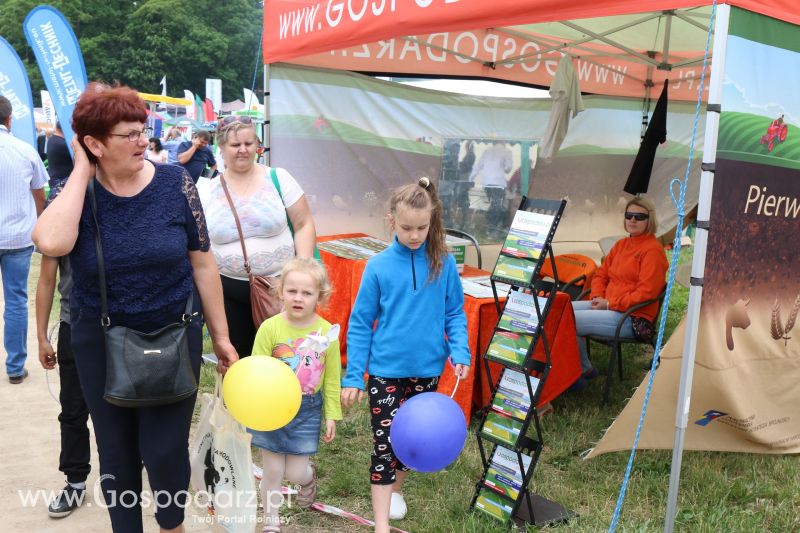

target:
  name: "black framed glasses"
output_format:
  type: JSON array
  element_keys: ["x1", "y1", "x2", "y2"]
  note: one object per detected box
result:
[
  {"x1": 219, "y1": 115, "x2": 254, "y2": 128},
  {"x1": 625, "y1": 211, "x2": 650, "y2": 221},
  {"x1": 109, "y1": 127, "x2": 152, "y2": 143}
]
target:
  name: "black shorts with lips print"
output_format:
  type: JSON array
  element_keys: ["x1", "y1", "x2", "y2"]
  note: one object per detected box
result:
[{"x1": 367, "y1": 375, "x2": 439, "y2": 485}]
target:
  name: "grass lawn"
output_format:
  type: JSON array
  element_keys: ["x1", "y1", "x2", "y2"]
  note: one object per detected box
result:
[
  {"x1": 197, "y1": 246, "x2": 799, "y2": 532},
  {"x1": 37, "y1": 250, "x2": 798, "y2": 532}
]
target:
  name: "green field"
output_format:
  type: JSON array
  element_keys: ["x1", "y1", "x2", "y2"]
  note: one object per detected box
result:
[
  {"x1": 556, "y1": 141, "x2": 699, "y2": 159},
  {"x1": 272, "y1": 114, "x2": 442, "y2": 156},
  {"x1": 717, "y1": 111, "x2": 800, "y2": 169}
]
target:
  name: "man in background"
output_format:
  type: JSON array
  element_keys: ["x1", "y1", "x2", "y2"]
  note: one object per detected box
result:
[
  {"x1": 36, "y1": 128, "x2": 49, "y2": 162},
  {"x1": 0, "y1": 95, "x2": 48, "y2": 384},
  {"x1": 470, "y1": 140, "x2": 513, "y2": 233},
  {"x1": 162, "y1": 127, "x2": 184, "y2": 164},
  {"x1": 46, "y1": 122, "x2": 72, "y2": 189},
  {"x1": 177, "y1": 129, "x2": 216, "y2": 182},
  {"x1": 36, "y1": 180, "x2": 91, "y2": 519}
]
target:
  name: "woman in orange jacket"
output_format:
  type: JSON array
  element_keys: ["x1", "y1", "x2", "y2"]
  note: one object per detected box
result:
[{"x1": 572, "y1": 197, "x2": 668, "y2": 384}]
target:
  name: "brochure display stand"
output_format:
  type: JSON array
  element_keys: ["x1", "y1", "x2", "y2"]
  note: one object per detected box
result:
[{"x1": 470, "y1": 197, "x2": 575, "y2": 528}]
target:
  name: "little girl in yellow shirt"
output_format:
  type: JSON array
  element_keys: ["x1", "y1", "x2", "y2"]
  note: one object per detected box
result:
[{"x1": 250, "y1": 258, "x2": 341, "y2": 532}]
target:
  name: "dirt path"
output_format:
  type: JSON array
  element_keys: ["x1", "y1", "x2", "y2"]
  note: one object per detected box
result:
[{"x1": 0, "y1": 262, "x2": 220, "y2": 532}]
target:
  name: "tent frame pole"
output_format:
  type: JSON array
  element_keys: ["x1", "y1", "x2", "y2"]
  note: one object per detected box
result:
[
  {"x1": 660, "y1": 11, "x2": 672, "y2": 67},
  {"x1": 498, "y1": 28, "x2": 648, "y2": 85},
  {"x1": 663, "y1": 5, "x2": 730, "y2": 533},
  {"x1": 496, "y1": 12, "x2": 662, "y2": 66},
  {"x1": 263, "y1": 64, "x2": 270, "y2": 166},
  {"x1": 670, "y1": 55, "x2": 715, "y2": 68},
  {"x1": 673, "y1": 10, "x2": 717, "y2": 32},
  {"x1": 560, "y1": 20, "x2": 661, "y2": 65}
]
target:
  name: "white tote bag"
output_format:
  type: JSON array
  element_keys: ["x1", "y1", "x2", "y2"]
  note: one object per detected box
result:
[
  {"x1": 208, "y1": 381, "x2": 258, "y2": 533},
  {"x1": 189, "y1": 374, "x2": 219, "y2": 495}
]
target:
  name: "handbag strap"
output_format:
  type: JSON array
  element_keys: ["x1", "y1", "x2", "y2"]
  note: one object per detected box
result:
[
  {"x1": 270, "y1": 167, "x2": 290, "y2": 229},
  {"x1": 87, "y1": 179, "x2": 111, "y2": 326},
  {"x1": 270, "y1": 168, "x2": 322, "y2": 262},
  {"x1": 88, "y1": 178, "x2": 193, "y2": 327},
  {"x1": 219, "y1": 173, "x2": 252, "y2": 276}
]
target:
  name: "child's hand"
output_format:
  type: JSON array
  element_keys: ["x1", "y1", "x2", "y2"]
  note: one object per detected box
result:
[
  {"x1": 38, "y1": 340, "x2": 57, "y2": 370},
  {"x1": 454, "y1": 363, "x2": 470, "y2": 380},
  {"x1": 341, "y1": 387, "x2": 365, "y2": 409},
  {"x1": 323, "y1": 420, "x2": 336, "y2": 443}
]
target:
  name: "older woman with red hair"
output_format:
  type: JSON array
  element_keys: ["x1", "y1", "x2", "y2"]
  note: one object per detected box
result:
[{"x1": 33, "y1": 83, "x2": 238, "y2": 533}]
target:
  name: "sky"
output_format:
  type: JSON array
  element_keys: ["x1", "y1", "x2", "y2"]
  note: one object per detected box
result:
[
  {"x1": 721, "y1": 36, "x2": 800, "y2": 125},
  {"x1": 386, "y1": 78, "x2": 550, "y2": 99}
]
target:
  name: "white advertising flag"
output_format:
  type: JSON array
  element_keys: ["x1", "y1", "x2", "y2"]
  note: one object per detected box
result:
[
  {"x1": 41, "y1": 90, "x2": 56, "y2": 125},
  {"x1": 183, "y1": 89, "x2": 195, "y2": 120},
  {"x1": 243, "y1": 88, "x2": 260, "y2": 110},
  {"x1": 206, "y1": 78, "x2": 222, "y2": 112}
]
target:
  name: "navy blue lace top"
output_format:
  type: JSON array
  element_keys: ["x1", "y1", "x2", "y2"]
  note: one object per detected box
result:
[{"x1": 70, "y1": 163, "x2": 209, "y2": 324}]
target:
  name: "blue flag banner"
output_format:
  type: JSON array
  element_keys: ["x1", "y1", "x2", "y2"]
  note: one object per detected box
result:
[
  {"x1": 0, "y1": 37, "x2": 36, "y2": 147},
  {"x1": 23, "y1": 5, "x2": 88, "y2": 154}
]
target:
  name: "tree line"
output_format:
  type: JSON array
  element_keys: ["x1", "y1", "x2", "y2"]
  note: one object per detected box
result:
[{"x1": 1, "y1": 0, "x2": 264, "y2": 103}]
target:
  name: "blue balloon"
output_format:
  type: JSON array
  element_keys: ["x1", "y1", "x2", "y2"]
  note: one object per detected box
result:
[{"x1": 390, "y1": 392, "x2": 468, "y2": 472}]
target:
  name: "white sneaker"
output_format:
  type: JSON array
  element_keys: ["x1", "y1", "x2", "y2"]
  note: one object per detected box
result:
[{"x1": 389, "y1": 492, "x2": 407, "y2": 520}]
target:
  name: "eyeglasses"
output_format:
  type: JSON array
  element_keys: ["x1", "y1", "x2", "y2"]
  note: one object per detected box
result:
[
  {"x1": 624, "y1": 211, "x2": 650, "y2": 221},
  {"x1": 109, "y1": 127, "x2": 152, "y2": 143},
  {"x1": 219, "y1": 115, "x2": 254, "y2": 128}
]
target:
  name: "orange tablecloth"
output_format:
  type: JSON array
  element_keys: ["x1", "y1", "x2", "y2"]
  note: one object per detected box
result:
[
  {"x1": 317, "y1": 233, "x2": 371, "y2": 358},
  {"x1": 317, "y1": 234, "x2": 581, "y2": 420},
  {"x1": 470, "y1": 291, "x2": 583, "y2": 410}
]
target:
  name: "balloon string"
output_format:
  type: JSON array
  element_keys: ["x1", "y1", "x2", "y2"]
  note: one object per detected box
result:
[
  {"x1": 46, "y1": 368, "x2": 60, "y2": 404},
  {"x1": 310, "y1": 501, "x2": 410, "y2": 533},
  {"x1": 46, "y1": 324, "x2": 61, "y2": 404},
  {"x1": 450, "y1": 376, "x2": 461, "y2": 399},
  {"x1": 251, "y1": 466, "x2": 411, "y2": 533}
]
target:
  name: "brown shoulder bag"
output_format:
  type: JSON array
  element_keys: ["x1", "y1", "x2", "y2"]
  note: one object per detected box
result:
[{"x1": 219, "y1": 174, "x2": 282, "y2": 327}]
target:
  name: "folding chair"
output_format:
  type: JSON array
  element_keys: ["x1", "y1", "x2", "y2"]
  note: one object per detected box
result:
[
  {"x1": 445, "y1": 228, "x2": 482, "y2": 269},
  {"x1": 538, "y1": 253, "x2": 597, "y2": 301},
  {"x1": 586, "y1": 288, "x2": 666, "y2": 405},
  {"x1": 599, "y1": 235, "x2": 625, "y2": 259}
]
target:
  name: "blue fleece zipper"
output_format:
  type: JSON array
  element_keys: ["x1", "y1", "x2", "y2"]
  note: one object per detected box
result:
[{"x1": 410, "y1": 249, "x2": 417, "y2": 290}]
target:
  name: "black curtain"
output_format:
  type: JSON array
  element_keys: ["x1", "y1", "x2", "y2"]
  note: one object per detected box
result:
[{"x1": 624, "y1": 81, "x2": 668, "y2": 195}]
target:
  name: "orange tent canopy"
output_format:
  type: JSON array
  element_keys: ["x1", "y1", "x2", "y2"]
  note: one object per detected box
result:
[{"x1": 263, "y1": 0, "x2": 799, "y2": 99}]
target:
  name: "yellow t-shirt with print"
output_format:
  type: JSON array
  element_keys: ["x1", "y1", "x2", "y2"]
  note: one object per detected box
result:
[{"x1": 252, "y1": 314, "x2": 342, "y2": 421}]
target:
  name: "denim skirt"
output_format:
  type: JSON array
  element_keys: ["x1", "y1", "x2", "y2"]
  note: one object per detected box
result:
[{"x1": 249, "y1": 392, "x2": 322, "y2": 455}]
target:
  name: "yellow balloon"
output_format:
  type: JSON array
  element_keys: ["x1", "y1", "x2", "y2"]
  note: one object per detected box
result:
[{"x1": 222, "y1": 356, "x2": 302, "y2": 431}]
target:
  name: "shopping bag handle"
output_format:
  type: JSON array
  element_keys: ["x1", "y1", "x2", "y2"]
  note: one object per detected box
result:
[
  {"x1": 215, "y1": 372, "x2": 249, "y2": 433},
  {"x1": 214, "y1": 371, "x2": 222, "y2": 400}
]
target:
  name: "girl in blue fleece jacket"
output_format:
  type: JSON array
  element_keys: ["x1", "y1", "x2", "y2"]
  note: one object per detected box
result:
[{"x1": 341, "y1": 177, "x2": 470, "y2": 532}]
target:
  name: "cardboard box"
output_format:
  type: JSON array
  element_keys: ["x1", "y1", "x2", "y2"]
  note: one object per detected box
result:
[{"x1": 446, "y1": 234, "x2": 469, "y2": 273}]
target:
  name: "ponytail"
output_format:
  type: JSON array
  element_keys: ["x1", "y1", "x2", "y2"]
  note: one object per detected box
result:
[{"x1": 388, "y1": 177, "x2": 448, "y2": 280}]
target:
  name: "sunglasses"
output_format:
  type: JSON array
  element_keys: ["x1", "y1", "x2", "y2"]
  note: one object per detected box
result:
[
  {"x1": 625, "y1": 211, "x2": 650, "y2": 221},
  {"x1": 219, "y1": 115, "x2": 254, "y2": 128}
]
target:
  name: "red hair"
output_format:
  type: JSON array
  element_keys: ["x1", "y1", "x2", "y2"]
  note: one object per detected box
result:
[{"x1": 71, "y1": 82, "x2": 147, "y2": 162}]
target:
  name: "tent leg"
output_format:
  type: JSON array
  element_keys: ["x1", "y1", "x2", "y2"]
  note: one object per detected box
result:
[
  {"x1": 664, "y1": 5, "x2": 730, "y2": 533},
  {"x1": 263, "y1": 63, "x2": 270, "y2": 166},
  {"x1": 602, "y1": 342, "x2": 615, "y2": 405}
]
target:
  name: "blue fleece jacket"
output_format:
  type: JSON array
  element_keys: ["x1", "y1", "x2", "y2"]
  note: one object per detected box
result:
[{"x1": 343, "y1": 237, "x2": 471, "y2": 389}]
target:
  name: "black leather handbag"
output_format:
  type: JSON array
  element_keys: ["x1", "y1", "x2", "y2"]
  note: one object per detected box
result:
[{"x1": 88, "y1": 179, "x2": 199, "y2": 408}]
